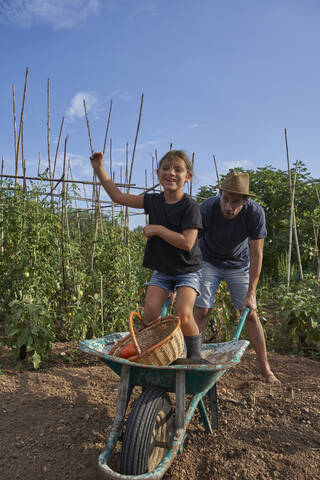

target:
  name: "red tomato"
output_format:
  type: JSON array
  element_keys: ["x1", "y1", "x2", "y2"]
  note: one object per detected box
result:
[{"x1": 120, "y1": 344, "x2": 136, "y2": 359}]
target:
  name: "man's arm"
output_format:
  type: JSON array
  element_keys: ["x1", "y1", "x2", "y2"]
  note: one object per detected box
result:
[{"x1": 242, "y1": 238, "x2": 264, "y2": 312}]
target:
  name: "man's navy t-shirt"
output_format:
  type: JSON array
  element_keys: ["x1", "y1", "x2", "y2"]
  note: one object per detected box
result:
[{"x1": 199, "y1": 196, "x2": 267, "y2": 269}]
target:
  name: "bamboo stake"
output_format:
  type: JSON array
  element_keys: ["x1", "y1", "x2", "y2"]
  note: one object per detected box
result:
[
  {"x1": 83, "y1": 98, "x2": 95, "y2": 211},
  {"x1": 110, "y1": 138, "x2": 114, "y2": 225},
  {"x1": 100, "y1": 275, "x2": 104, "y2": 336},
  {"x1": 103, "y1": 100, "x2": 112, "y2": 155},
  {"x1": 213, "y1": 155, "x2": 220, "y2": 187},
  {"x1": 47, "y1": 78, "x2": 53, "y2": 202},
  {"x1": 1, "y1": 156, "x2": 4, "y2": 185},
  {"x1": 285, "y1": 131, "x2": 303, "y2": 281},
  {"x1": 190, "y1": 153, "x2": 195, "y2": 197},
  {"x1": 125, "y1": 142, "x2": 130, "y2": 237},
  {"x1": 53, "y1": 117, "x2": 64, "y2": 181},
  {"x1": 21, "y1": 120, "x2": 26, "y2": 192},
  {"x1": 293, "y1": 164, "x2": 304, "y2": 282},
  {"x1": 60, "y1": 135, "x2": 69, "y2": 302},
  {"x1": 145, "y1": 168, "x2": 148, "y2": 223},
  {"x1": 68, "y1": 160, "x2": 81, "y2": 242},
  {"x1": 15, "y1": 67, "x2": 29, "y2": 187},
  {"x1": 152, "y1": 156, "x2": 155, "y2": 188},
  {"x1": 12, "y1": 84, "x2": 18, "y2": 182},
  {"x1": 127, "y1": 94, "x2": 144, "y2": 191},
  {"x1": 312, "y1": 220, "x2": 320, "y2": 281},
  {"x1": 38, "y1": 153, "x2": 41, "y2": 176},
  {"x1": 287, "y1": 162, "x2": 297, "y2": 292}
]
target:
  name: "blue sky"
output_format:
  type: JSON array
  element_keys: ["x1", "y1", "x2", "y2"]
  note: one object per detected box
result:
[{"x1": 1, "y1": 0, "x2": 320, "y2": 225}]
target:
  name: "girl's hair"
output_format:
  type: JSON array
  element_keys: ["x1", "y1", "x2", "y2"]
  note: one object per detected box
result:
[{"x1": 158, "y1": 150, "x2": 193, "y2": 173}]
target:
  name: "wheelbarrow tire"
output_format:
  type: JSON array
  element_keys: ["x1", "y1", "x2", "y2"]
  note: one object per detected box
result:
[{"x1": 120, "y1": 386, "x2": 174, "y2": 475}]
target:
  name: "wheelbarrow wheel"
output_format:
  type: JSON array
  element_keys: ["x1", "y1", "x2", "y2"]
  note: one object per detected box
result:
[{"x1": 120, "y1": 386, "x2": 174, "y2": 475}]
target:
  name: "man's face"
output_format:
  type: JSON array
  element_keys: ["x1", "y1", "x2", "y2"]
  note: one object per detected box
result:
[{"x1": 220, "y1": 190, "x2": 247, "y2": 219}]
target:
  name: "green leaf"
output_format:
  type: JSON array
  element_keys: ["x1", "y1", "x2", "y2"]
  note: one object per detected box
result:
[{"x1": 31, "y1": 352, "x2": 41, "y2": 369}]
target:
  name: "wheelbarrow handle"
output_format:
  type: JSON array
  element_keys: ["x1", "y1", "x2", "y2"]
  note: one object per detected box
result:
[
  {"x1": 161, "y1": 298, "x2": 171, "y2": 317},
  {"x1": 233, "y1": 307, "x2": 250, "y2": 341}
]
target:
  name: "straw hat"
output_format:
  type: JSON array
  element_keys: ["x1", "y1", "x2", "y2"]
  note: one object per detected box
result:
[{"x1": 218, "y1": 170, "x2": 256, "y2": 197}]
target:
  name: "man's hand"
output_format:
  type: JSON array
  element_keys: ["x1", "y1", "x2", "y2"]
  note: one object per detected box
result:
[
  {"x1": 242, "y1": 291, "x2": 257, "y2": 314},
  {"x1": 90, "y1": 152, "x2": 104, "y2": 171},
  {"x1": 143, "y1": 224, "x2": 160, "y2": 239}
]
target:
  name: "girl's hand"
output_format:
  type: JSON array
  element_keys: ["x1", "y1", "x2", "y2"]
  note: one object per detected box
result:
[
  {"x1": 90, "y1": 152, "x2": 104, "y2": 171},
  {"x1": 143, "y1": 225, "x2": 160, "y2": 239}
]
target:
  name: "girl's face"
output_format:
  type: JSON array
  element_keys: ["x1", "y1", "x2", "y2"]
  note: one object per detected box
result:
[{"x1": 157, "y1": 157, "x2": 192, "y2": 192}]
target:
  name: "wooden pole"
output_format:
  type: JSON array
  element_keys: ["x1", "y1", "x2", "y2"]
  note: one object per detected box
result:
[
  {"x1": 60, "y1": 135, "x2": 69, "y2": 299},
  {"x1": 12, "y1": 84, "x2": 18, "y2": 183},
  {"x1": 287, "y1": 163, "x2": 297, "y2": 292},
  {"x1": 127, "y1": 94, "x2": 144, "y2": 192},
  {"x1": 190, "y1": 153, "x2": 195, "y2": 197},
  {"x1": 1, "y1": 156, "x2": 4, "y2": 184},
  {"x1": 292, "y1": 163, "x2": 304, "y2": 282},
  {"x1": 125, "y1": 142, "x2": 130, "y2": 236},
  {"x1": 37, "y1": 153, "x2": 41, "y2": 176},
  {"x1": 21, "y1": 120, "x2": 26, "y2": 192},
  {"x1": 103, "y1": 100, "x2": 112, "y2": 155},
  {"x1": 145, "y1": 168, "x2": 148, "y2": 223},
  {"x1": 53, "y1": 117, "x2": 64, "y2": 181},
  {"x1": 285, "y1": 128, "x2": 294, "y2": 291},
  {"x1": 100, "y1": 275, "x2": 104, "y2": 336},
  {"x1": 83, "y1": 98, "x2": 95, "y2": 213},
  {"x1": 47, "y1": 78, "x2": 53, "y2": 202},
  {"x1": 213, "y1": 155, "x2": 220, "y2": 187},
  {"x1": 15, "y1": 67, "x2": 29, "y2": 187}
]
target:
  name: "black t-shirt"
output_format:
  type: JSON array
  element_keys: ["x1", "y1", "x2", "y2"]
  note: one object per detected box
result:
[
  {"x1": 199, "y1": 196, "x2": 267, "y2": 269},
  {"x1": 143, "y1": 192, "x2": 203, "y2": 274}
]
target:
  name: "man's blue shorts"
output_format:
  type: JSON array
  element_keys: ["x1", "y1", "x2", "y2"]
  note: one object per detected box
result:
[
  {"x1": 146, "y1": 270, "x2": 201, "y2": 295},
  {"x1": 194, "y1": 261, "x2": 250, "y2": 310}
]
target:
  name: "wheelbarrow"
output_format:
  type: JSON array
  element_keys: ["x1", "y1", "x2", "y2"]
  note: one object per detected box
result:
[{"x1": 78, "y1": 305, "x2": 250, "y2": 479}]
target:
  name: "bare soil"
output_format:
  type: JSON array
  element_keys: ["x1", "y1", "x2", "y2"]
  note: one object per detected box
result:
[{"x1": 0, "y1": 343, "x2": 319, "y2": 480}]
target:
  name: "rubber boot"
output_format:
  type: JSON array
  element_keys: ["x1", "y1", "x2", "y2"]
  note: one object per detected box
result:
[{"x1": 172, "y1": 334, "x2": 209, "y2": 365}]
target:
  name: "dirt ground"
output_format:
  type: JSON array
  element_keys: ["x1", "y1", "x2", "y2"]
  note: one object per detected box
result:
[{"x1": 0, "y1": 342, "x2": 319, "y2": 480}]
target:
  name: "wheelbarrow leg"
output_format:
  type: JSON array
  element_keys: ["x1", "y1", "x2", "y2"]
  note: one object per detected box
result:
[
  {"x1": 98, "y1": 364, "x2": 131, "y2": 470},
  {"x1": 207, "y1": 384, "x2": 218, "y2": 429},
  {"x1": 197, "y1": 398, "x2": 213, "y2": 434},
  {"x1": 175, "y1": 370, "x2": 186, "y2": 453}
]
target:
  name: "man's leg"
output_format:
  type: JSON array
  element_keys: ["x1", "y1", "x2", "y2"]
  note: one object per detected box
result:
[
  {"x1": 225, "y1": 268, "x2": 280, "y2": 385},
  {"x1": 194, "y1": 262, "x2": 222, "y2": 341},
  {"x1": 244, "y1": 310, "x2": 280, "y2": 384}
]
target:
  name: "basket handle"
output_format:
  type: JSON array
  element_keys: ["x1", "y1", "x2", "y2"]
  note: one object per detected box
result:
[{"x1": 128, "y1": 311, "x2": 146, "y2": 357}]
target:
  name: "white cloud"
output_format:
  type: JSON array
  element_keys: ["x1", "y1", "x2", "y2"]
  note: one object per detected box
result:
[
  {"x1": 128, "y1": 0, "x2": 158, "y2": 21},
  {"x1": 222, "y1": 159, "x2": 252, "y2": 170},
  {"x1": 0, "y1": 0, "x2": 100, "y2": 30},
  {"x1": 66, "y1": 91, "x2": 99, "y2": 120}
]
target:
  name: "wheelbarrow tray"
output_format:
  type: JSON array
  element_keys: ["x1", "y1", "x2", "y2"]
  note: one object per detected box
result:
[{"x1": 79, "y1": 334, "x2": 249, "y2": 394}]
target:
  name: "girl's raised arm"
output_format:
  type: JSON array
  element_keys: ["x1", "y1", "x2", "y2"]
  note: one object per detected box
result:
[{"x1": 90, "y1": 152, "x2": 144, "y2": 209}]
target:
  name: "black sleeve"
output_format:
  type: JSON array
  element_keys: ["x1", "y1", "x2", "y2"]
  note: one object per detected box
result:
[{"x1": 181, "y1": 201, "x2": 202, "y2": 231}]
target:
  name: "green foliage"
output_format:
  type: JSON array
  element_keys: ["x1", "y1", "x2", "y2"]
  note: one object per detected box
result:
[
  {"x1": 275, "y1": 278, "x2": 320, "y2": 359},
  {"x1": 205, "y1": 282, "x2": 239, "y2": 342},
  {"x1": 5, "y1": 294, "x2": 55, "y2": 369},
  {"x1": 0, "y1": 182, "x2": 148, "y2": 368}
]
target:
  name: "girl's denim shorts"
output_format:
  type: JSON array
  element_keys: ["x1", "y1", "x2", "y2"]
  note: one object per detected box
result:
[{"x1": 146, "y1": 270, "x2": 200, "y2": 295}]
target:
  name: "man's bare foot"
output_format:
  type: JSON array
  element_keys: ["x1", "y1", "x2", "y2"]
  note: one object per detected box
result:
[{"x1": 263, "y1": 371, "x2": 281, "y2": 385}]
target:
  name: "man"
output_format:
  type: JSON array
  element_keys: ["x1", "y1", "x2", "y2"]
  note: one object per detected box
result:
[{"x1": 195, "y1": 170, "x2": 280, "y2": 384}]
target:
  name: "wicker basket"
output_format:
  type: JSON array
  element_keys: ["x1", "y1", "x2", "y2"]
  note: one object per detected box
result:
[{"x1": 109, "y1": 311, "x2": 184, "y2": 366}]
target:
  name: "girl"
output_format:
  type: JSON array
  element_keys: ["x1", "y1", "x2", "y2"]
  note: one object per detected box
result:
[{"x1": 90, "y1": 150, "x2": 205, "y2": 362}]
